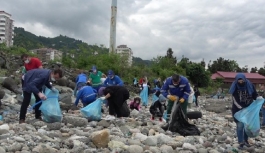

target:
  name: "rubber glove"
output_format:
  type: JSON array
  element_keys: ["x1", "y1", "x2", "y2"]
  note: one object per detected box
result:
[
  {"x1": 179, "y1": 98, "x2": 185, "y2": 103},
  {"x1": 167, "y1": 95, "x2": 177, "y2": 101},
  {"x1": 100, "y1": 97, "x2": 106, "y2": 100}
]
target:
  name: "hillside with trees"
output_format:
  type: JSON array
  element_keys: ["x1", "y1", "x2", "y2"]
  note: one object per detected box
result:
[{"x1": 1, "y1": 27, "x2": 264, "y2": 94}]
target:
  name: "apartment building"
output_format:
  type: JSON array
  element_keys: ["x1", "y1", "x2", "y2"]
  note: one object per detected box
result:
[
  {"x1": 31, "y1": 48, "x2": 62, "y2": 63},
  {"x1": 116, "y1": 45, "x2": 133, "y2": 66},
  {"x1": 0, "y1": 11, "x2": 14, "y2": 47}
]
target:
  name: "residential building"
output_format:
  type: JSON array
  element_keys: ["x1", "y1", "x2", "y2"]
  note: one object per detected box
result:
[
  {"x1": 211, "y1": 71, "x2": 265, "y2": 88},
  {"x1": 31, "y1": 48, "x2": 63, "y2": 63},
  {"x1": 116, "y1": 45, "x2": 133, "y2": 66},
  {"x1": 0, "y1": 11, "x2": 14, "y2": 47}
]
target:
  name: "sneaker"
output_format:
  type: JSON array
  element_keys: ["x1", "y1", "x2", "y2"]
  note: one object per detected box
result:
[
  {"x1": 105, "y1": 115, "x2": 115, "y2": 120},
  {"x1": 36, "y1": 117, "x2": 43, "y2": 121},
  {"x1": 19, "y1": 119, "x2": 25, "y2": 124},
  {"x1": 244, "y1": 141, "x2": 251, "y2": 147},
  {"x1": 238, "y1": 143, "x2": 246, "y2": 150}
]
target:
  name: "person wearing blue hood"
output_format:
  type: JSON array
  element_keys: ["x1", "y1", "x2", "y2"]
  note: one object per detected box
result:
[
  {"x1": 103, "y1": 70, "x2": 124, "y2": 86},
  {"x1": 73, "y1": 69, "x2": 88, "y2": 97},
  {"x1": 73, "y1": 84, "x2": 97, "y2": 107},
  {"x1": 229, "y1": 73, "x2": 257, "y2": 149},
  {"x1": 161, "y1": 74, "x2": 191, "y2": 121}
]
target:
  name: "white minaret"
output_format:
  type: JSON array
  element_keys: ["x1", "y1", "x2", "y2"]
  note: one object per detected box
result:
[{"x1": 109, "y1": 0, "x2": 117, "y2": 53}]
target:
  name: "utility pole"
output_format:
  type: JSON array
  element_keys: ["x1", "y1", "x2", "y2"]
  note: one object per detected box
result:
[{"x1": 109, "y1": 0, "x2": 117, "y2": 53}]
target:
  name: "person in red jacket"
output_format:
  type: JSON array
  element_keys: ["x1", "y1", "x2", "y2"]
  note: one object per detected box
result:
[
  {"x1": 21, "y1": 54, "x2": 43, "y2": 86},
  {"x1": 21, "y1": 54, "x2": 43, "y2": 71}
]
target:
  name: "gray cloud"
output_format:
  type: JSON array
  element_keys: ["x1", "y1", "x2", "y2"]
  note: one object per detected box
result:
[{"x1": 1, "y1": 0, "x2": 265, "y2": 69}]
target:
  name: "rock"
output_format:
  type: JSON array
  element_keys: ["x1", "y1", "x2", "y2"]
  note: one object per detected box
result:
[
  {"x1": 160, "y1": 145, "x2": 174, "y2": 153},
  {"x1": 198, "y1": 148, "x2": 208, "y2": 153},
  {"x1": 14, "y1": 136, "x2": 26, "y2": 142},
  {"x1": 108, "y1": 140, "x2": 127, "y2": 150},
  {"x1": 2, "y1": 77, "x2": 21, "y2": 94},
  {"x1": 182, "y1": 143, "x2": 197, "y2": 152},
  {"x1": 127, "y1": 145, "x2": 143, "y2": 153},
  {"x1": 91, "y1": 129, "x2": 110, "y2": 148},
  {"x1": 0, "y1": 146, "x2": 5, "y2": 153},
  {"x1": 0, "y1": 89, "x2": 5, "y2": 99},
  {"x1": 132, "y1": 133, "x2": 148, "y2": 141},
  {"x1": 57, "y1": 77, "x2": 69, "y2": 87},
  {"x1": 144, "y1": 136, "x2": 158, "y2": 146},
  {"x1": 98, "y1": 120, "x2": 110, "y2": 128},
  {"x1": 6, "y1": 143, "x2": 22, "y2": 152},
  {"x1": 63, "y1": 116, "x2": 88, "y2": 127},
  {"x1": 148, "y1": 129, "x2": 156, "y2": 136},
  {"x1": 47, "y1": 122, "x2": 61, "y2": 130}
]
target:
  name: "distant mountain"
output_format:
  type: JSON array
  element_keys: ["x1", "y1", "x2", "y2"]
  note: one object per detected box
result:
[
  {"x1": 133, "y1": 57, "x2": 153, "y2": 66},
  {"x1": 13, "y1": 27, "x2": 152, "y2": 65}
]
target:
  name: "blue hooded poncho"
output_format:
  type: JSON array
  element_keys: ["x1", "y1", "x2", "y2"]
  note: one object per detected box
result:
[{"x1": 229, "y1": 73, "x2": 254, "y2": 95}]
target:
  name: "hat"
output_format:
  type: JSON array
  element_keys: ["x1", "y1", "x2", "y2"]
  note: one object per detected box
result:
[
  {"x1": 108, "y1": 70, "x2": 114, "y2": 76},
  {"x1": 92, "y1": 66, "x2": 97, "y2": 71}
]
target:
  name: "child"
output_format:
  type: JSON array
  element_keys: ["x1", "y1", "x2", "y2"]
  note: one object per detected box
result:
[
  {"x1": 129, "y1": 97, "x2": 141, "y2": 111},
  {"x1": 150, "y1": 87, "x2": 167, "y2": 121}
]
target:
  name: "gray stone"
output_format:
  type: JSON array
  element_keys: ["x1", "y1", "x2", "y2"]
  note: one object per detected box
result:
[
  {"x1": 47, "y1": 122, "x2": 61, "y2": 130},
  {"x1": 127, "y1": 145, "x2": 143, "y2": 153},
  {"x1": 98, "y1": 120, "x2": 110, "y2": 128},
  {"x1": 144, "y1": 136, "x2": 158, "y2": 146},
  {"x1": 63, "y1": 116, "x2": 88, "y2": 127}
]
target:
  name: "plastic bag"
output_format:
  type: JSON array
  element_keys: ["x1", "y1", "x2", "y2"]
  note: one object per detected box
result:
[
  {"x1": 140, "y1": 86, "x2": 148, "y2": 106},
  {"x1": 168, "y1": 102, "x2": 200, "y2": 136},
  {"x1": 234, "y1": 97, "x2": 264, "y2": 137},
  {"x1": 22, "y1": 93, "x2": 36, "y2": 106},
  {"x1": 39, "y1": 88, "x2": 62, "y2": 123},
  {"x1": 163, "y1": 111, "x2": 167, "y2": 120},
  {"x1": 80, "y1": 98, "x2": 102, "y2": 121}
]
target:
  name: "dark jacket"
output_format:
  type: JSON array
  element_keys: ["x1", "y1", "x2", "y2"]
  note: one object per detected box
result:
[
  {"x1": 23, "y1": 69, "x2": 52, "y2": 94},
  {"x1": 231, "y1": 84, "x2": 258, "y2": 117}
]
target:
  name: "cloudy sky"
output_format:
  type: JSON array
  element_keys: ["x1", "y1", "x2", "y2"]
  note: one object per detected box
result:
[{"x1": 1, "y1": 0, "x2": 265, "y2": 69}]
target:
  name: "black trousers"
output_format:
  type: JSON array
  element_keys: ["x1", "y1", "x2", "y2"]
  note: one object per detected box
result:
[{"x1": 19, "y1": 90, "x2": 42, "y2": 120}]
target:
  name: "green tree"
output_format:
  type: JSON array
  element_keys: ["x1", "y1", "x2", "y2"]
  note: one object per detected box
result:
[
  {"x1": 186, "y1": 63, "x2": 210, "y2": 87},
  {"x1": 250, "y1": 67, "x2": 258, "y2": 73},
  {"x1": 258, "y1": 67, "x2": 265, "y2": 76},
  {"x1": 208, "y1": 57, "x2": 240, "y2": 73}
]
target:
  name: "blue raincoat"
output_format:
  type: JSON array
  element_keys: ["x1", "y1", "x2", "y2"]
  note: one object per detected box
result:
[{"x1": 140, "y1": 85, "x2": 149, "y2": 106}]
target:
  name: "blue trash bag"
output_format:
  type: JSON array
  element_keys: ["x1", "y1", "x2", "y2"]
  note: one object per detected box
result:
[
  {"x1": 39, "y1": 88, "x2": 62, "y2": 123},
  {"x1": 22, "y1": 93, "x2": 36, "y2": 106},
  {"x1": 140, "y1": 86, "x2": 149, "y2": 106},
  {"x1": 163, "y1": 111, "x2": 167, "y2": 120},
  {"x1": 80, "y1": 98, "x2": 103, "y2": 121},
  {"x1": 234, "y1": 97, "x2": 265, "y2": 137}
]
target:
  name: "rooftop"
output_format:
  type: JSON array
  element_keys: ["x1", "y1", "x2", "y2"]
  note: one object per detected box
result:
[{"x1": 211, "y1": 71, "x2": 265, "y2": 79}]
